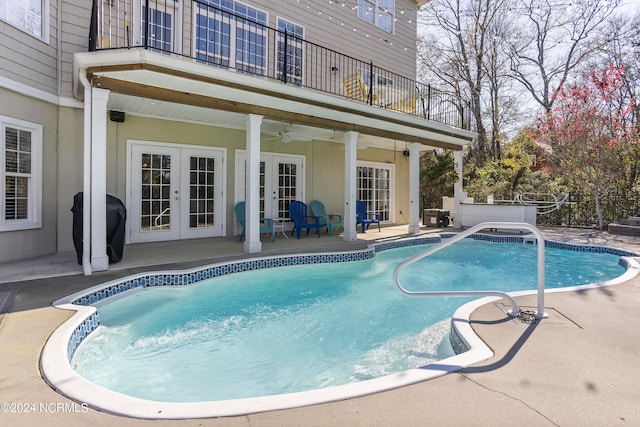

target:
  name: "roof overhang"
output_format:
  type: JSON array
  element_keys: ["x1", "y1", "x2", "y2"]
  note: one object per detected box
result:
[{"x1": 74, "y1": 49, "x2": 475, "y2": 151}]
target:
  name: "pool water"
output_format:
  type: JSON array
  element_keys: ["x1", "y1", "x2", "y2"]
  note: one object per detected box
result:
[{"x1": 72, "y1": 240, "x2": 626, "y2": 402}]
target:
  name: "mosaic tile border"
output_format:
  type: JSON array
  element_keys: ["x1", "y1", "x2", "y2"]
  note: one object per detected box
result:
[
  {"x1": 449, "y1": 321, "x2": 470, "y2": 354},
  {"x1": 67, "y1": 312, "x2": 99, "y2": 361},
  {"x1": 65, "y1": 233, "x2": 638, "y2": 361},
  {"x1": 442, "y1": 233, "x2": 638, "y2": 257}
]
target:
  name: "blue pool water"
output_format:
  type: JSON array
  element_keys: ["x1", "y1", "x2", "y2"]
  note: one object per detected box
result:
[{"x1": 71, "y1": 240, "x2": 626, "y2": 402}]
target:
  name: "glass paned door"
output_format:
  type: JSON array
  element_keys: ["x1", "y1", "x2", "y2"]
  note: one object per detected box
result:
[
  {"x1": 129, "y1": 143, "x2": 224, "y2": 243},
  {"x1": 235, "y1": 152, "x2": 304, "y2": 226},
  {"x1": 180, "y1": 148, "x2": 224, "y2": 239},
  {"x1": 357, "y1": 164, "x2": 393, "y2": 222},
  {"x1": 276, "y1": 19, "x2": 304, "y2": 85},
  {"x1": 131, "y1": 144, "x2": 180, "y2": 242},
  {"x1": 274, "y1": 157, "x2": 299, "y2": 218}
]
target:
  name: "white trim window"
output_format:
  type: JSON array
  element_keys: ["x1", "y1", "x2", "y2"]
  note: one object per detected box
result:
[
  {"x1": 1, "y1": 116, "x2": 42, "y2": 231},
  {"x1": 194, "y1": 0, "x2": 268, "y2": 74},
  {"x1": 357, "y1": 0, "x2": 394, "y2": 33},
  {"x1": 276, "y1": 18, "x2": 304, "y2": 86},
  {"x1": 357, "y1": 161, "x2": 394, "y2": 222},
  {"x1": 141, "y1": 0, "x2": 179, "y2": 52},
  {"x1": 0, "y1": 0, "x2": 48, "y2": 40}
]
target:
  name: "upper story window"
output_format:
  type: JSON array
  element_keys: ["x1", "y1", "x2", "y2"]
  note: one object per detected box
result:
[
  {"x1": 1, "y1": 116, "x2": 42, "y2": 232},
  {"x1": 357, "y1": 0, "x2": 394, "y2": 33},
  {"x1": 276, "y1": 18, "x2": 304, "y2": 85},
  {"x1": 142, "y1": 0, "x2": 178, "y2": 52},
  {"x1": 194, "y1": 0, "x2": 268, "y2": 74},
  {"x1": 0, "y1": 0, "x2": 47, "y2": 40}
]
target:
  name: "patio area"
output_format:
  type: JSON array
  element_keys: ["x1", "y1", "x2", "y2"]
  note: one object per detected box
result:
[{"x1": 1, "y1": 225, "x2": 640, "y2": 425}]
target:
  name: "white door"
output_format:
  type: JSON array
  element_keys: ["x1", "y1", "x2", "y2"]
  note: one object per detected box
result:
[
  {"x1": 268, "y1": 155, "x2": 303, "y2": 219},
  {"x1": 179, "y1": 148, "x2": 225, "y2": 239},
  {"x1": 235, "y1": 151, "x2": 304, "y2": 225},
  {"x1": 129, "y1": 142, "x2": 225, "y2": 243}
]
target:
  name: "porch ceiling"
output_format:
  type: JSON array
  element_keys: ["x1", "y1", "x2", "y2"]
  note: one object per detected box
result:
[{"x1": 75, "y1": 49, "x2": 475, "y2": 151}]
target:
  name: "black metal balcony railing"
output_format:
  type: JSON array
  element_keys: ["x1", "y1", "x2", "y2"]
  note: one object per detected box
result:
[{"x1": 90, "y1": 0, "x2": 472, "y2": 131}]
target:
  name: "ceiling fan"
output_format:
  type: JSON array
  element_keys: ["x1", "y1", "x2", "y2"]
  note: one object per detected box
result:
[{"x1": 264, "y1": 130, "x2": 313, "y2": 143}]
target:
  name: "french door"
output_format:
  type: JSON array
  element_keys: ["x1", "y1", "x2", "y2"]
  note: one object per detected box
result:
[
  {"x1": 357, "y1": 161, "x2": 394, "y2": 222},
  {"x1": 128, "y1": 141, "x2": 225, "y2": 243},
  {"x1": 235, "y1": 151, "x2": 304, "y2": 224}
]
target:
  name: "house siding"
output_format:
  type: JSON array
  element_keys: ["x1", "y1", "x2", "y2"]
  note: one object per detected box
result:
[
  {"x1": 254, "y1": 0, "x2": 418, "y2": 79},
  {"x1": 0, "y1": 2, "x2": 58, "y2": 95},
  {"x1": 0, "y1": 89, "x2": 60, "y2": 262},
  {"x1": 59, "y1": 1, "x2": 93, "y2": 98}
]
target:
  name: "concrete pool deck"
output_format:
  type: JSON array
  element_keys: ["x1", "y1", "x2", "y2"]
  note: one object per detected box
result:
[{"x1": 1, "y1": 225, "x2": 639, "y2": 426}]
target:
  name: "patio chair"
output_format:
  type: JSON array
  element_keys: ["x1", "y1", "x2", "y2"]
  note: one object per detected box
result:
[
  {"x1": 234, "y1": 201, "x2": 275, "y2": 242},
  {"x1": 343, "y1": 72, "x2": 368, "y2": 102},
  {"x1": 288, "y1": 200, "x2": 321, "y2": 239},
  {"x1": 356, "y1": 200, "x2": 381, "y2": 233},
  {"x1": 310, "y1": 200, "x2": 344, "y2": 236}
]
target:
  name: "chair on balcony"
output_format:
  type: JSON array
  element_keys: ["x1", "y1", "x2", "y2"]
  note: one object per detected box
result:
[
  {"x1": 288, "y1": 200, "x2": 321, "y2": 239},
  {"x1": 234, "y1": 201, "x2": 275, "y2": 242},
  {"x1": 343, "y1": 72, "x2": 369, "y2": 102},
  {"x1": 310, "y1": 200, "x2": 344, "y2": 236},
  {"x1": 387, "y1": 89, "x2": 420, "y2": 114},
  {"x1": 356, "y1": 200, "x2": 381, "y2": 233}
]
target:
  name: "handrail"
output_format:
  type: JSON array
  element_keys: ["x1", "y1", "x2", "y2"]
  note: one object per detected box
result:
[
  {"x1": 392, "y1": 222, "x2": 548, "y2": 319},
  {"x1": 512, "y1": 193, "x2": 570, "y2": 215}
]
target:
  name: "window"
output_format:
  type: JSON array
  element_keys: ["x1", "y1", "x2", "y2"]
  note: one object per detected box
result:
[
  {"x1": 194, "y1": 0, "x2": 268, "y2": 74},
  {"x1": 1, "y1": 116, "x2": 42, "y2": 231},
  {"x1": 276, "y1": 18, "x2": 304, "y2": 85},
  {"x1": 357, "y1": 162, "x2": 394, "y2": 222},
  {"x1": 142, "y1": 1, "x2": 176, "y2": 52},
  {"x1": 357, "y1": 0, "x2": 394, "y2": 33},
  {"x1": 0, "y1": 0, "x2": 47, "y2": 39},
  {"x1": 358, "y1": 67, "x2": 393, "y2": 87}
]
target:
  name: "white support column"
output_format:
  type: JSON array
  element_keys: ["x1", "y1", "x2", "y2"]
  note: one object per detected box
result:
[
  {"x1": 408, "y1": 142, "x2": 422, "y2": 234},
  {"x1": 453, "y1": 150, "x2": 464, "y2": 229},
  {"x1": 244, "y1": 114, "x2": 263, "y2": 254},
  {"x1": 90, "y1": 88, "x2": 110, "y2": 271},
  {"x1": 343, "y1": 131, "x2": 358, "y2": 241}
]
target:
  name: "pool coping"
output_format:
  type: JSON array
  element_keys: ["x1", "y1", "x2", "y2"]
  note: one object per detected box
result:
[{"x1": 40, "y1": 233, "x2": 640, "y2": 419}]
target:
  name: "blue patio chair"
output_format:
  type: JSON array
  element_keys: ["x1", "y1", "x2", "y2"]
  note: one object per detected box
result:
[
  {"x1": 356, "y1": 200, "x2": 381, "y2": 233},
  {"x1": 288, "y1": 200, "x2": 321, "y2": 239},
  {"x1": 234, "y1": 201, "x2": 275, "y2": 242},
  {"x1": 309, "y1": 200, "x2": 344, "y2": 236}
]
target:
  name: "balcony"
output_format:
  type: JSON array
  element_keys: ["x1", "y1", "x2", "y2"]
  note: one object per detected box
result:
[{"x1": 89, "y1": 0, "x2": 471, "y2": 133}]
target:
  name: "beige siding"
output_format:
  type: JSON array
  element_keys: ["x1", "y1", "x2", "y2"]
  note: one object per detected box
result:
[
  {"x1": 56, "y1": 107, "x2": 85, "y2": 253},
  {"x1": 252, "y1": 0, "x2": 418, "y2": 78},
  {"x1": 59, "y1": 1, "x2": 93, "y2": 98},
  {"x1": 0, "y1": 2, "x2": 58, "y2": 94},
  {"x1": 0, "y1": 89, "x2": 59, "y2": 262}
]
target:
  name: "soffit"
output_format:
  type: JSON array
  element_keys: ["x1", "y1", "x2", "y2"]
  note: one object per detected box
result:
[{"x1": 76, "y1": 50, "x2": 475, "y2": 150}]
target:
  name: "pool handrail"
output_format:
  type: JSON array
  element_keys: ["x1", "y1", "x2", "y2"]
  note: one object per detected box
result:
[{"x1": 393, "y1": 222, "x2": 548, "y2": 319}]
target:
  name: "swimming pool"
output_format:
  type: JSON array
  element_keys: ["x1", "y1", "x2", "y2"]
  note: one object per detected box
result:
[{"x1": 41, "y1": 233, "x2": 640, "y2": 419}]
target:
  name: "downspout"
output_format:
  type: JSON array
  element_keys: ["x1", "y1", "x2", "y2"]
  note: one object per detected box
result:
[{"x1": 78, "y1": 69, "x2": 93, "y2": 275}]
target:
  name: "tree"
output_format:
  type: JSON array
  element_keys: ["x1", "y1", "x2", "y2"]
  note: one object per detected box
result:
[
  {"x1": 418, "y1": 0, "x2": 512, "y2": 160},
  {"x1": 507, "y1": 0, "x2": 621, "y2": 114},
  {"x1": 584, "y1": 12, "x2": 640, "y2": 195},
  {"x1": 535, "y1": 65, "x2": 636, "y2": 229},
  {"x1": 420, "y1": 150, "x2": 458, "y2": 208}
]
